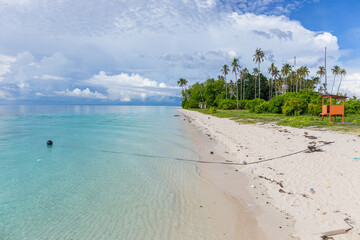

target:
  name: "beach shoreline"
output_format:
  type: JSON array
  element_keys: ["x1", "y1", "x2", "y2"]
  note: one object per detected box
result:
[
  {"x1": 179, "y1": 108, "x2": 360, "y2": 240},
  {"x1": 179, "y1": 110, "x2": 294, "y2": 240}
]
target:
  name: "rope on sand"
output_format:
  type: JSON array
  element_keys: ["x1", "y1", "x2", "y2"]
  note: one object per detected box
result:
[{"x1": 59, "y1": 142, "x2": 333, "y2": 166}]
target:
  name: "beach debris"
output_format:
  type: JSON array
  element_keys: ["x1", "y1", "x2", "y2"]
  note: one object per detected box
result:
[
  {"x1": 279, "y1": 189, "x2": 286, "y2": 193},
  {"x1": 243, "y1": 161, "x2": 247, "y2": 165},
  {"x1": 354, "y1": 157, "x2": 360, "y2": 160},
  {"x1": 200, "y1": 205, "x2": 203, "y2": 208},
  {"x1": 310, "y1": 188, "x2": 316, "y2": 194},
  {"x1": 173, "y1": 114, "x2": 180, "y2": 117},
  {"x1": 210, "y1": 151, "x2": 214, "y2": 154},
  {"x1": 279, "y1": 129, "x2": 290, "y2": 133},
  {"x1": 306, "y1": 143, "x2": 323, "y2": 153},
  {"x1": 250, "y1": 184, "x2": 256, "y2": 188},
  {"x1": 47, "y1": 140, "x2": 53, "y2": 146}
]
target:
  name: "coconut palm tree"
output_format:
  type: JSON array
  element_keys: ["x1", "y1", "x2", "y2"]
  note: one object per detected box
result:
[
  {"x1": 253, "y1": 48, "x2": 265, "y2": 99},
  {"x1": 274, "y1": 68, "x2": 280, "y2": 96},
  {"x1": 221, "y1": 64, "x2": 230, "y2": 99},
  {"x1": 331, "y1": 65, "x2": 340, "y2": 94},
  {"x1": 337, "y1": 68, "x2": 346, "y2": 95},
  {"x1": 231, "y1": 58, "x2": 240, "y2": 109},
  {"x1": 281, "y1": 64, "x2": 291, "y2": 93},
  {"x1": 252, "y1": 68, "x2": 259, "y2": 99},
  {"x1": 316, "y1": 66, "x2": 326, "y2": 93},
  {"x1": 241, "y1": 68, "x2": 249, "y2": 100},
  {"x1": 268, "y1": 63, "x2": 277, "y2": 99},
  {"x1": 300, "y1": 66, "x2": 310, "y2": 90},
  {"x1": 177, "y1": 78, "x2": 188, "y2": 100}
]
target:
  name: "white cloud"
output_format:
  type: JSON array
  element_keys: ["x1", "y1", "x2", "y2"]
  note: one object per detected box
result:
[
  {"x1": 0, "y1": 0, "x2": 358, "y2": 101},
  {"x1": 57, "y1": 88, "x2": 106, "y2": 99},
  {"x1": 83, "y1": 71, "x2": 179, "y2": 101},
  {"x1": 340, "y1": 73, "x2": 360, "y2": 97}
]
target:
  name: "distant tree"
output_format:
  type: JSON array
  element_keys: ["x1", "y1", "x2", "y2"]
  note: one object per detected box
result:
[
  {"x1": 240, "y1": 68, "x2": 249, "y2": 100},
  {"x1": 221, "y1": 64, "x2": 230, "y2": 99},
  {"x1": 252, "y1": 68, "x2": 259, "y2": 99},
  {"x1": 281, "y1": 64, "x2": 292, "y2": 93},
  {"x1": 231, "y1": 58, "x2": 240, "y2": 109},
  {"x1": 268, "y1": 63, "x2": 277, "y2": 99},
  {"x1": 337, "y1": 68, "x2": 346, "y2": 95},
  {"x1": 316, "y1": 66, "x2": 326, "y2": 93},
  {"x1": 177, "y1": 78, "x2": 188, "y2": 99},
  {"x1": 253, "y1": 48, "x2": 265, "y2": 99},
  {"x1": 331, "y1": 65, "x2": 340, "y2": 94}
]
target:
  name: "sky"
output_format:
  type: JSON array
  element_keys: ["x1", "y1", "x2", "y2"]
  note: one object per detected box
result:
[{"x1": 0, "y1": 0, "x2": 359, "y2": 105}]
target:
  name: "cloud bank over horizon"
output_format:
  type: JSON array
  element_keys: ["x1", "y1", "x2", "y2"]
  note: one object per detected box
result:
[{"x1": 0, "y1": 0, "x2": 358, "y2": 104}]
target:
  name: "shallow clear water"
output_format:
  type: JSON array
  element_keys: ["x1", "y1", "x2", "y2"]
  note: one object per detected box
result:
[{"x1": 0, "y1": 106, "x2": 234, "y2": 240}]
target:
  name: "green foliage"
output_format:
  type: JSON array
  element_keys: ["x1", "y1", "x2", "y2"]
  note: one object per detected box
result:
[
  {"x1": 345, "y1": 99, "x2": 360, "y2": 114},
  {"x1": 218, "y1": 99, "x2": 237, "y2": 110},
  {"x1": 245, "y1": 99, "x2": 266, "y2": 112},
  {"x1": 209, "y1": 107, "x2": 217, "y2": 114},
  {"x1": 308, "y1": 103, "x2": 321, "y2": 116},
  {"x1": 282, "y1": 100, "x2": 301, "y2": 116}
]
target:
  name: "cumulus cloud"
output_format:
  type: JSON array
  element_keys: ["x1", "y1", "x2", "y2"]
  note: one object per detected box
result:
[
  {"x1": 0, "y1": 0, "x2": 356, "y2": 102},
  {"x1": 340, "y1": 73, "x2": 360, "y2": 97},
  {"x1": 0, "y1": 51, "x2": 70, "y2": 99},
  {"x1": 56, "y1": 88, "x2": 106, "y2": 99},
  {"x1": 83, "y1": 71, "x2": 179, "y2": 102}
]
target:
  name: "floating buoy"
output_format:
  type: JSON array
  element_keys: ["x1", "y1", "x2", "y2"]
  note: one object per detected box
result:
[{"x1": 47, "y1": 140, "x2": 53, "y2": 146}]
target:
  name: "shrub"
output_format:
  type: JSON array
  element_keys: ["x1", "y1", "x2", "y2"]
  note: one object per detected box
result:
[
  {"x1": 245, "y1": 99, "x2": 266, "y2": 112},
  {"x1": 218, "y1": 99, "x2": 237, "y2": 110},
  {"x1": 308, "y1": 103, "x2": 320, "y2": 116},
  {"x1": 282, "y1": 100, "x2": 301, "y2": 116},
  {"x1": 209, "y1": 107, "x2": 217, "y2": 114},
  {"x1": 255, "y1": 101, "x2": 270, "y2": 113}
]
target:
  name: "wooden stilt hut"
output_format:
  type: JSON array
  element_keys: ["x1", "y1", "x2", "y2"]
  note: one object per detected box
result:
[{"x1": 319, "y1": 94, "x2": 347, "y2": 122}]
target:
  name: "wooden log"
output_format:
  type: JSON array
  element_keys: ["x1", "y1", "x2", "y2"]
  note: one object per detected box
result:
[{"x1": 321, "y1": 228, "x2": 351, "y2": 237}]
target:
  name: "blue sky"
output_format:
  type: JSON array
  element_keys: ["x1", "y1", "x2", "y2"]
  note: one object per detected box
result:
[{"x1": 0, "y1": 0, "x2": 359, "y2": 104}]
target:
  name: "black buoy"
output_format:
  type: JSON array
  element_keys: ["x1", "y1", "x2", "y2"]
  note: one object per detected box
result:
[{"x1": 47, "y1": 140, "x2": 53, "y2": 146}]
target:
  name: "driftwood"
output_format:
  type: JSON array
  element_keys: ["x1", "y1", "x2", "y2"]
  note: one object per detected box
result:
[{"x1": 320, "y1": 218, "x2": 353, "y2": 239}]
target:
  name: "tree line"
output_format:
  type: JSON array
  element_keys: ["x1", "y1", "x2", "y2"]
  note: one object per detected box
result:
[{"x1": 178, "y1": 48, "x2": 347, "y2": 109}]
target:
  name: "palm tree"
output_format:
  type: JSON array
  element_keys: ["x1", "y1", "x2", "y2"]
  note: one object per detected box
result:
[
  {"x1": 231, "y1": 58, "x2": 240, "y2": 109},
  {"x1": 177, "y1": 78, "x2": 188, "y2": 100},
  {"x1": 253, "y1": 48, "x2": 265, "y2": 99},
  {"x1": 252, "y1": 68, "x2": 259, "y2": 99},
  {"x1": 337, "y1": 68, "x2": 346, "y2": 95},
  {"x1": 274, "y1": 68, "x2": 280, "y2": 96},
  {"x1": 316, "y1": 66, "x2": 326, "y2": 93},
  {"x1": 178, "y1": 78, "x2": 188, "y2": 95},
  {"x1": 268, "y1": 63, "x2": 277, "y2": 99},
  {"x1": 221, "y1": 64, "x2": 230, "y2": 99},
  {"x1": 300, "y1": 66, "x2": 310, "y2": 90},
  {"x1": 331, "y1": 65, "x2": 340, "y2": 94},
  {"x1": 241, "y1": 68, "x2": 249, "y2": 100},
  {"x1": 281, "y1": 64, "x2": 291, "y2": 93}
]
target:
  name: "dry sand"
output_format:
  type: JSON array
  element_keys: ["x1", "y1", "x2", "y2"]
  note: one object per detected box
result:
[{"x1": 179, "y1": 108, "x2": 360, "y2": 240}]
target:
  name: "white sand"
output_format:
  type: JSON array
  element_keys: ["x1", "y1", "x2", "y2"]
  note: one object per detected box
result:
[{"x1": 179, "y1": 109, "x2": 360, "y2": 240}]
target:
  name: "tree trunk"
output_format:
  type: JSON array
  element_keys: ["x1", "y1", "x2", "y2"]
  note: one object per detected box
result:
[
  {"x1": 337, "y1": 76, "x2": 343, "y2": 95},
  {"x1": 235, "y1": 73, "x2": 238, "y2": 110},
  {"x1": 225, "y1": 76, "x2": 227, "y2": 99},
  {"x1": 331, "y1": 76, "x2": 336, "y2": 94},
  {"x1": 258, "y1": 62, "x2": 261, "y2": 99}
]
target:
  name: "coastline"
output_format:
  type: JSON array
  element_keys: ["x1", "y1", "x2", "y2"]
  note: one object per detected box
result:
[
  {"x1": 179, "y1": 108, "x2": 360, "y2": 240},
  {"x1": 179, "y1": 110, "x2": 293, "y2": 240}
]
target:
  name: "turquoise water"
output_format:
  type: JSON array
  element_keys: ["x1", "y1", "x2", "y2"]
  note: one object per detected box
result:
[{"x1": 0, "y1": 106, "x2": 235, "y2": 240}]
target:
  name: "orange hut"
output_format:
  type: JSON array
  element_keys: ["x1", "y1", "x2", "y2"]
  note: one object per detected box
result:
[{"x1": 319, "y1": 94, "x2": 347, "y2": 122}]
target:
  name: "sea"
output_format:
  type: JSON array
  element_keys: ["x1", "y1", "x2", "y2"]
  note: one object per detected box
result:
[{"x1": 0, "y1": 105, "x2": 236, "y2": 240}]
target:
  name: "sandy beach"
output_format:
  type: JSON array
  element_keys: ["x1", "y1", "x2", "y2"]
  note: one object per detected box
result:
[{"x1": 179, "y1": 108, "x2": 360, "y2": 240}]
